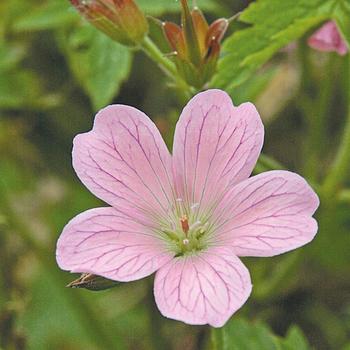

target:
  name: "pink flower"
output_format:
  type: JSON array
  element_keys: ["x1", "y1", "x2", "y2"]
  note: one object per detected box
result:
[
  {"x1": 56, "y1": 89, "x2": 319, "y2": 327},
  {"x1": 308, "y1": 21, "x2": 348, "y2": 56}
]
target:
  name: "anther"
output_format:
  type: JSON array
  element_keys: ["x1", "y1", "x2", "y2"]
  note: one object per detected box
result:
[
  {"x1": 183, "y1": 238, "x2": 190, "y2": 245},
  {"x1": 190, "y1": 203, "x2": 199, "y2": 211},
  {"x1": 190, "y1": 220, "x2": 201, "y2": 231},
  {"x1": 180, "y1": 215, "x2": 189, "y2": 235}
]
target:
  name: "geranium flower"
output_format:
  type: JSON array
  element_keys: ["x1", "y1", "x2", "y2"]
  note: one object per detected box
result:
[
  {"x1": 56, "y1": 89, "x2": 319, "y2": 327},
  {"x1": 308, "y1": 21, "x2": 348, "y2": 56}
]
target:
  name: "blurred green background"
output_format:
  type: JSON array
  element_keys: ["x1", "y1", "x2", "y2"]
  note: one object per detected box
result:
[{"x1": 1, "y1": 0, "x2": 350, "y2": 349}]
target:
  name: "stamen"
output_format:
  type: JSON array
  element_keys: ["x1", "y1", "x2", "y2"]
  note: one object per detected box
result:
[
  {"x1": 189, "y1": 220, "x2": 201, "y2": 231},
  {"x1": 190, "y1": 203, "x2": 199, "y2": 211},
  {"x1": 180, "y1": 215, "x2": 189, "y2": 235},
  {"x1": 182, "y1": 238, "x2": 190, "y2": 245}
]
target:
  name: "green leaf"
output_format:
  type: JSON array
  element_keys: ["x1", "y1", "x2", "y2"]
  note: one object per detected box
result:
[
  {"x1": 0, "y1": 42, "x2": 26, "y2": 72},
  {"x1": 13, "y1": 0, "x2": 77, "y2": 32},
  {"x1": 138, "y1": 0, "x2": 217, "y2": 15},
  {"x1": 278, "y1": 326, "x2": 311, "y2": 350},
  {"x1": 0, "y1": 70, "x2": 59, "y2": 110},
  {"x1": 334, "y1": 1, "x2": 350, "y2": 46},
  {"x1": 211, "y1": 319, "x2": 280, "y2": 350},
  {"x1": 58, "y1": 25, "x2": 132, "y2": 110},
  {"x1": 211, "y1": 319, "x2": 312, "y2": 350},
  {"x1": 212, "y1": 0, "x2": 345, "y2": 91}
]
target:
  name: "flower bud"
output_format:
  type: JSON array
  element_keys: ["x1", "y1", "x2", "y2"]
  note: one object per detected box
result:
[
  {"x1": 66, "y1": 273, "x2": 119, "y2": 291},
  {"x1": 308, "y1": 21, "x2": 348, "y2": 56},
  {"x1": 161, "y1": 0, "x2": 230, "y2": 88},
  {"x1": 70, "y1": 0, "x2": 148, "y2": 46}
]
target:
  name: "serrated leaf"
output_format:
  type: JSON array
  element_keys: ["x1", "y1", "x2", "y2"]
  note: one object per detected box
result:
[
  {"x1": 212, "y1": 0, "x2": 345, "y2": 90},
  {"x1": 58, "y1": 25, "x2": 132, "y2": 110}
]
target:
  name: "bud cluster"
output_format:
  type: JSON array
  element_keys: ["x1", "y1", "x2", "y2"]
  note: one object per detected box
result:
[
  {"x1": 70, "y1": 0, "x2": 230, "y2": 88},
  {"x1": 162, "y1": 0, "x2": 228, "y2": 88}
]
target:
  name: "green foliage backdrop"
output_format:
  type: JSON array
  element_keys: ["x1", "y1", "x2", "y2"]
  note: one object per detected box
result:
[{"x1": 1, "y1": 0, "x2": 350, "y2": 349}]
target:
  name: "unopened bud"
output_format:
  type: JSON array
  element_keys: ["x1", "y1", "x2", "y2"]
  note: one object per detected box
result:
[
  {"x1": 66, "y1": 273, "x2": 119, "y2": 291},
  {"x1": 161, "y1": 0, "x2": 232, "y2": 88},
  {"x1": 206, "y1": 19, "x2": 228, "y2": 49},
  {"x1": 70, "y1": 0, "x2": 148, "y2": 46}
]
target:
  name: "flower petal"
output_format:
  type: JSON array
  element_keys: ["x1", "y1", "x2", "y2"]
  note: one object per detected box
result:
[
  {"x1": 154, "y1": 247, "x2": 252, "y2": 327},
  {"x1": 213, "y1": 170, "x2": 319, "y2": 257},
  {"x1": 56, "y1": 207, "x2": 173, "y2": 282},
  {"x1": 172, "y1": 89, "x2": 263, "y2": 212},
  {"x1": 308, "y1": 21, "x2": 348, "y2": 56},
  {"x1": 73, "y1": 105, "x2": 174, "y2": 223}
]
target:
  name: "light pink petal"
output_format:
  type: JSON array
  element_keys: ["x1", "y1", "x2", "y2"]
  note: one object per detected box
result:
[
  {"x1": 213, "y1": 170, "x2": 319, "y2": 257},
  {"x1": 308, "y1": 21, "x2": 348, "y2": 56},
  {"x1": 56, "y1": 207, "x2": 173, "y2": 282},
  {"x1": 73, "y1": 105, "x2": 174, "y2": 223},
  {"x1": 154, "y1": 247, "x2": 252, "y2": 327},
  {"x1": 172, "y1": 89, "x2": 264, "y2": 212}
]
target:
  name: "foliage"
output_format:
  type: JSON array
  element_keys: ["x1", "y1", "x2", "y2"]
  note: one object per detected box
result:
[{"x1": 1, "y1": 0, "x2": 350, "y2": 349}]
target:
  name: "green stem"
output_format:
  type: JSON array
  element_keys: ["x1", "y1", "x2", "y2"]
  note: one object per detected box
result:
[
  {"x1": 322, "y1": 55, "x2": 350, "y2": 200},
  {"x1": 141, "y1": 36, "x2": 178, "y2": 77},
  {"x1": 304, "y1": 56, "x2": 334, "y2": 182},
  {"x1": 140, "y1": 36, "x2": 194, "y2": 99},
  {"x1": 0, "y1": 183, "x2": 120, "y2": 349}
]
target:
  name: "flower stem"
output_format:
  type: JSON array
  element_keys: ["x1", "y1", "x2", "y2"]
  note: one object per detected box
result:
[
  {"x1": 0, "y1": 183, "x2": 120, "y2": 349},
  {"x1": 141, "y1": 36, "x2": 178, "y2": 77},
  {"x1": 322, "y1": 55, "x2": 350, "y2": 200},
  {"x1": 140, "y1": 36, "x2": 194, "y2": 99},
  {"x1": 303, "y1": 55, "x2": 334, "y2": 182}
]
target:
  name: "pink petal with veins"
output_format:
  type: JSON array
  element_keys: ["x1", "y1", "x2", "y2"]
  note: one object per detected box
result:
[
  {"x1": 308, "y1": 21, "x2": 348, "y2": 56},
  {"x1": 73, "y1": 105, "x2": 174, "y2": 224},
  {"x1": 213, "y1": 171, "x2": 319, "y2": 257},
  {"x1": 172, "y1": 89, "x2": 263, "y2": 211},
  {"x1": 56, "y1": 207, "x2": 173, "y2": 281},
  {"x1": 154, "y1": 247, "x2": 252, "y2": 327}
]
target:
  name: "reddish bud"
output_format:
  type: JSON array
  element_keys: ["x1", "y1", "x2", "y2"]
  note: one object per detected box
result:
[
  {"x1": 161, "y1": 1, "x2": 231, "y2": 88},
  {"x1": 70, "y1": 0, "x2": 148, "y2": 46},
  {"x1": 206, "y1": 19, "x2": 229, "y2": 49},
  {"x1": 163, "y1": 22, "x2": 187, "y2": 59}
]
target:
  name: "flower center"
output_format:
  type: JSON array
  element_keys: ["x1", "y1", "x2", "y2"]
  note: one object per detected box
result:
[{"x1": 160, "y1": 199, "x2": 211, "y2": 256}]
